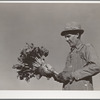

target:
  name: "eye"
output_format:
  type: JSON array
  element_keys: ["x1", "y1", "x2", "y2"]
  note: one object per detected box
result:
[
  {"x1": 43, "y1": 58, "x2": 45, "y2": 61},
  {"x1": 65, "y1": 35, "x2": 70, "y2": 38}
]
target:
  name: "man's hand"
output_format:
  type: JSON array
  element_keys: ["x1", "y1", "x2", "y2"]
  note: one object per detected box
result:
[
  {"x1": 46, "y1": 64, "x2": 59, "y2": 74},
  {"x1": 52, "y1": 71, "x2": 75, "y2": 83},
  {"x1": 45, "y1": 64, "x2": 55, "y2": 73},
  {"x1": 37, "y1": 64, "x2": 54, "y2": 78},
  {"x1": 58, "y1": 71, "x2": 75, "y2": 83}
]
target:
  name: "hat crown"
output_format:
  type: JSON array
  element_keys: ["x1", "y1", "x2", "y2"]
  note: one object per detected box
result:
[
  {"x1": 65, "y1": 22, "x2": 82, "y2": 31},
  {"x1": 61, "y1": 22, "x2": 84, "y2": 36}
]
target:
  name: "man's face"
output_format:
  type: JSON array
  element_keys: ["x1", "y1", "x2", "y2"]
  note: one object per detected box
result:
[{"x1": 65, "y1": 33, "x2": 78, "y2": 47}]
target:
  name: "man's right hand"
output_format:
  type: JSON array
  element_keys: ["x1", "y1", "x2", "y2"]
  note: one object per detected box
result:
[
  {"x1": 46, "y1": 64, "x2": 55, "y2": 72},
  {"x1": 37, "y1": 64, "x2": 54, "y2": 78}
]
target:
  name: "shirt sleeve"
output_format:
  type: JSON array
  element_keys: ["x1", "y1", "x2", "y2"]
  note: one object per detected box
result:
[
  {"x1": 72, "y1": 44, "x2": 100, "y2": 80},
  {"x1": 53, "y1": 71, "x2": 70, "y2": 83}
]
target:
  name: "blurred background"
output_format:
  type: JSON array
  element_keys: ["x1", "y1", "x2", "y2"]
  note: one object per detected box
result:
[{"x1": 0, "y1": 3, "x2": 100, "y2": 90}]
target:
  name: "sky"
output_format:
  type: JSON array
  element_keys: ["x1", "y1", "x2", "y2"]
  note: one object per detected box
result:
[{"x1": 0, "y1": 3, "x2": 100, "y2": 90}]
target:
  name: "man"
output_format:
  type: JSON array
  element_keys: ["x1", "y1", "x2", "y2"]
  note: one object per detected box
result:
[
  {"x1": 50, "y1": 22, "x2": 100, "y2": 90},
  {"x1": 38, "y1": 22, "x2": 100, "y2": 90}
]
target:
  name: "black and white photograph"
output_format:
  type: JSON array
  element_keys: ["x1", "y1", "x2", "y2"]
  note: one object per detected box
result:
[{"x1": 0, "y1": 2, "x2": 100, "y2": 97}]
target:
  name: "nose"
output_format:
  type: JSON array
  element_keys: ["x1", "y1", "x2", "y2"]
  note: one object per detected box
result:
[{"x1": 65, "y1": 37, "x2": 69, "y2": 42}]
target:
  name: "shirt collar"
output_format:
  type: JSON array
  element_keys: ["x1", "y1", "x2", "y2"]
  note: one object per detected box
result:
[
  {"x1": 71, "y1": 40, "x2": 83, "y2": 52},
  {"x1": 76, "y1": 41, "x2": 83, "y2": 50}
]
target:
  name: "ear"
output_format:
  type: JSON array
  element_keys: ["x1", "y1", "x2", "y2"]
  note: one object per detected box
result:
[{"x1": 76, "y1": 33, "x2": 79, "y2": 38}]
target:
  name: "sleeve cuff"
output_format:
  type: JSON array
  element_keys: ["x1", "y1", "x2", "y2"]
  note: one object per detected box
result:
[{"x1": 71, "y1": 71, "x2": 80, "y2": 81}]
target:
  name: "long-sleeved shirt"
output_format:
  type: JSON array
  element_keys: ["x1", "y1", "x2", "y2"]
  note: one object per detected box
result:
[{"x1": 54, "y1": 41, "x2": 100, "y2": 90}]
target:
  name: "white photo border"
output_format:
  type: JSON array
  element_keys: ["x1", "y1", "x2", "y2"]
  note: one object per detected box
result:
[{"x1": 0, "y1": 1, "x2": 100, "y2": 99}]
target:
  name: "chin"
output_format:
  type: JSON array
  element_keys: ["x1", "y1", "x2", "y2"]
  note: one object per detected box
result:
[
  {"x1": 69, "y1": 44, "x2": 73, "y2": 47},
  {"x1": 70, "y1": 44, "x2": 75, "y2": 47}
]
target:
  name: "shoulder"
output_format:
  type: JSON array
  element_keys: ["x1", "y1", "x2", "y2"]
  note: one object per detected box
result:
[
  {"x1": 83, "y1": 43, "x2": 94, "y2": 50},
  {"x1": 85, "y1": 43, "x2": 93, "y2": 47},
  {"x1": 83, "y1": 43, "x2": 97, "y2": 55},
  {"x1": 85, "y1": 43, "x2": 95, "y2": 50},
  {"x1": 80, "y1": 43, "x2": 95, "y2": 55}
]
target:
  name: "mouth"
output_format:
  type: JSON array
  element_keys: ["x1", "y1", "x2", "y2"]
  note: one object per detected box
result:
[
  {"x1": 66, "y1": 41, "x2": 73, "y2": 46},
  {"x1": 66, "y1": 40, "x2": 71, "y2": 44}
]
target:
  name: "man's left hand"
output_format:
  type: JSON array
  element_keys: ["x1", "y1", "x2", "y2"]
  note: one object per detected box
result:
[{"x1": 58, "y1": 72, "x2": 75, "y2": 83}]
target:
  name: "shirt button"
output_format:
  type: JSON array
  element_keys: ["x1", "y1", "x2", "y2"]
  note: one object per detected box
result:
[
  {"x1": 69, "y1": 65, "x2": 72, "y2": 67},
  {"x1": 85, "y1": 84, "x2": 87, "y2": 86}
]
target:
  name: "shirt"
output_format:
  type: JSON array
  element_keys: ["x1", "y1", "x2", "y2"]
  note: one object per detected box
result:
[{"x1": 59, "y1": 41, "x2": 100, "y2": 90}]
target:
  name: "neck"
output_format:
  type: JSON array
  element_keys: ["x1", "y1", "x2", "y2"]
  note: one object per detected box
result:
[
  {"x1": 71, "y1": 39, "x2": 82, "y2": 50},
  {"x1": 76, "y1": 39, "x2": 82, "y2": 48}
]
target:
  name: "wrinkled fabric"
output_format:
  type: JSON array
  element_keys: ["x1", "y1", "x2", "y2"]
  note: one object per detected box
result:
[
  {"x1": 62, "y1": 43, "x2": 100, "y2": 90},
  {"x1": 54, "y1": 72, "x2": 71, "y2": 83}
]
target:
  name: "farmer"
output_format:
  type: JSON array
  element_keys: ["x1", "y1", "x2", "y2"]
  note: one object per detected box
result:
[{"x1": 45, "y1": 22, "x2": 100, "y2": 90}]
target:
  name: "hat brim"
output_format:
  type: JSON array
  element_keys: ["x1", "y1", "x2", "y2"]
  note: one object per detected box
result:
[{"x1": 61, "y1": 29, "x2": 84, "y2": 36}]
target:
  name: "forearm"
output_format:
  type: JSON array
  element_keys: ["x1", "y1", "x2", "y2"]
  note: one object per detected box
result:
[{"x1": 72, "y1": 63, "x2": 100, "y2": 81}]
